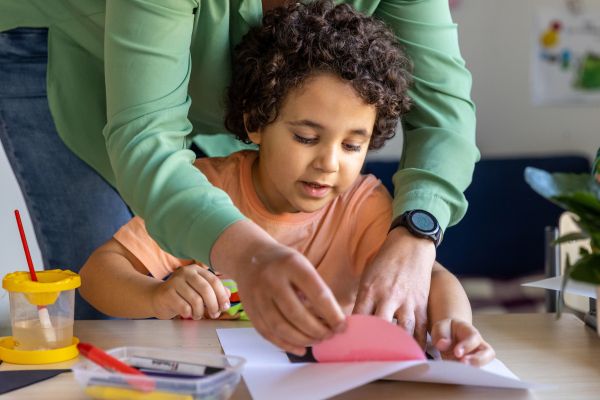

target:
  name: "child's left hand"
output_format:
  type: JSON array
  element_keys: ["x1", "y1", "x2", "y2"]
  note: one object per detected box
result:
[{"x1": 431, "y1": 319, "x2": 495, "y2": 366}]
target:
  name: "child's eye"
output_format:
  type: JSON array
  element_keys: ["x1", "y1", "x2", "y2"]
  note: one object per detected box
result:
[
  {"x1": 293, "y1": 134, "x2": 317, "y2": 145},
  {"x1": 343, "y1": 143, "x2": 362, "y2": 152}
]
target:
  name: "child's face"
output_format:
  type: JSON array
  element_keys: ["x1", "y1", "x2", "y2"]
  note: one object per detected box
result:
[{"x1": 247, "y1": 73, "x2": 377, "y2": 214}]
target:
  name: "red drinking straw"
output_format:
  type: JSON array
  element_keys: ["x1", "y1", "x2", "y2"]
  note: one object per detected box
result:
[{"x1": 14, "y1": 209, "x2": 38, "y2": 281}]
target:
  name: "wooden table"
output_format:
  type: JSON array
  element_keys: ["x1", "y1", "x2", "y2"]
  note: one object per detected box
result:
[{"x1": 1, "y1": 314, "x2": 599, "y2": 399}]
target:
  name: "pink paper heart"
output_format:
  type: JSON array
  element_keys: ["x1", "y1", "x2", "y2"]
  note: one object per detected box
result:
[{"x1": 313, "y1": 314, "x2": 426, "y2": 362}]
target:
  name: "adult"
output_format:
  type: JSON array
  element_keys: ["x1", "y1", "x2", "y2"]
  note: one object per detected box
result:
[{"x1": 0, "y1": 0, "x2": 478, "y2": 352}]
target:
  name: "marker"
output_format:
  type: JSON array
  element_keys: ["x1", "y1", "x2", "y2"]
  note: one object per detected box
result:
[
  {"x1": 136, "y1": 368, "x2": 207, "y2": 380},
  {"x1": 77, "y1": 343, "x2": 155, "y2": 392},
  {"x1": 128, "y1": 355, "x2": 224, "y2": 376}
]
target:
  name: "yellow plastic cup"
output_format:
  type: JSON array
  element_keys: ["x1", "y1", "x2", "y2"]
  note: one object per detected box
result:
[{"x1": 2, "y1": 269, "x2": 80, "y2": 352}]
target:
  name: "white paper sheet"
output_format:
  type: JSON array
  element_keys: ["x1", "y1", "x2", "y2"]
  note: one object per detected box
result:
[
  {"x1": 522, "y1": 276, "x2": 597, "y2": 299},
  {"x1": 217, "y1": 328, "x2": 539, "y2": 400}
]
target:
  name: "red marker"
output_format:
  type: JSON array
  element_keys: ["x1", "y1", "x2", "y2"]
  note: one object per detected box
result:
[{"x1": 77, "y1": 342, "x2": 155, "y2": 391}]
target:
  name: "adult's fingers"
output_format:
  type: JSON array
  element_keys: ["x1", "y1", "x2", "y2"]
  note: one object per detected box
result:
[
  {"x1": 352, "y1": 284, "x2": 376, "y2": 315},
  {"x1": 412, "y1": 305, "x2": 428, "y2": 349},
  {"x1": 272, "y1": 282, "x2": 332, "y2": 341},
  {"x1": 246, "y1": 294, "x2": 308, "y2": 355},
  {"x1": 391, "y1": 304, "x2": 415, "y2": 337},
  {"x1": 290, "y1": 266, "x2": 345, "y2": 332}
]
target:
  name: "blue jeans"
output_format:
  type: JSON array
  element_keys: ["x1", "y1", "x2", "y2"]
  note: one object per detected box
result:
[{"x1": 0, "y1": 28, "x2": 133, "y2": 319}]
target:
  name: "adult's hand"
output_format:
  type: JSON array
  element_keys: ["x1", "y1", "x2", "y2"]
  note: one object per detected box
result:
[
  {"x1": 210, "y1": 220, "x2": 346, "y2": 355},
  {"x1": 353, "y1": 226, "x2": 435, "y2": 347}
]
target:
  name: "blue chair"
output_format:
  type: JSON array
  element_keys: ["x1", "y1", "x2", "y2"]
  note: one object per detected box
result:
[{"x1": 364, "y1": 155, "x2": 591, "y2": 279}]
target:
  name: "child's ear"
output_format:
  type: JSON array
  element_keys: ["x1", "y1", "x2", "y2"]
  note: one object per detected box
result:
[{"x1": 244, "y1": 113, "x2": 262, "y2": 145}]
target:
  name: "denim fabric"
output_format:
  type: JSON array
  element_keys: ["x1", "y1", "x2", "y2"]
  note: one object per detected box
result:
[{"x1": 0, "y1": 28, "x2": 132, "y2": 319}]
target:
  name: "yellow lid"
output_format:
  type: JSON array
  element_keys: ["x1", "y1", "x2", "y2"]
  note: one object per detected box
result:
[
  {"x1": 0, "y1": 336, "x2": 79, "y2": 364},
  {"x1": 3, "y1": 269, "x2": 81, "y2": 293}
]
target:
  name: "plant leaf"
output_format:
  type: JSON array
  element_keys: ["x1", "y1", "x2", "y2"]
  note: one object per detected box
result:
[
  {"x1": 552, "y1": 192, "x2": 600, "y2": 217},
  {"x1": 569, "y1": 253, "x2": 600, "y2": 285},
  {"x1": 552, "y1": 232, "x2": 590, "y2": 245},
  {"x1": 524, "y1": 167, "x2": 600, "y2": 200}
]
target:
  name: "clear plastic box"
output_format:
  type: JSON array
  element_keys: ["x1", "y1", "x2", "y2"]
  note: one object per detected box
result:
[{"x1": 71, "y1": 346, "x2": 245, "y2": 400}]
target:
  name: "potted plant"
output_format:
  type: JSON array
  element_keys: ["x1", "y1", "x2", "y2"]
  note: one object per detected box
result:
[{"x1": 524, "y1": 150, "x2": 600, "y2": 332}]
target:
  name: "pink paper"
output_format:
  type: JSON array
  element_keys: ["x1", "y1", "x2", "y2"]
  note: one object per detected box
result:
[{"x1": 313, "y1": 314, "x2": 426, "y2": 362}]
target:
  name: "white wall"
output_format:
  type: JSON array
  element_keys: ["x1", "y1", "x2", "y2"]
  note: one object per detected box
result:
[
  {"x1": 0, "y1": 0, "x2": 598, "y2": 327},
  {"x1": 371, "y1": 0, "x2": 599, "y2": 161},
  {"x1": 0, "y1": 146, "x2": 42, "y2": 329},
  {"x1": 451, "y1": 0, "x2": 599, "y2": 160}
]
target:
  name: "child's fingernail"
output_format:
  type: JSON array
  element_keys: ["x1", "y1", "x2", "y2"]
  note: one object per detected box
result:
[
  {"x1": 456, "y1": 347, "x2": 464, "y2": 357},
  {"x1": 222, "y1": 302, "x2": 230, "y2": 311},
  {"x1": 211, "y1": 312, "x2": 220, "y2": 319}
]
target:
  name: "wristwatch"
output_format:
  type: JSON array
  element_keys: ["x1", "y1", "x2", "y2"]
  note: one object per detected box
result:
[{"x1": 390, "y1": 210, "x2": 443, "y2": 247}]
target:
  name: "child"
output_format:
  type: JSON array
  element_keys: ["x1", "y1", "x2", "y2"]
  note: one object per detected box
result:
[{"x1": 79, "y1": 0, "x2": 494, "y2": 366}]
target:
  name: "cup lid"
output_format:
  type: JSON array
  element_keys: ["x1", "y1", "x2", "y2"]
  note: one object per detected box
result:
[{"x1": 2, "y1": 269, "x2": 81, "y2": 293}]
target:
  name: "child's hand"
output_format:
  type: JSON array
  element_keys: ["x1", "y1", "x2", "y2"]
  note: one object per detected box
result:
[
  {"x1": 431, "y1": 319, "x2": 495, "y2": 366},
  {"x1": 150, "y1": 264, "x2": 230, "y2": 320}
]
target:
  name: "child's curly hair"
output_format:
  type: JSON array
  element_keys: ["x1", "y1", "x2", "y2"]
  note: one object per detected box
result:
[{"x1": 224, "y1": 0, "x2": 412, "y2": 150}]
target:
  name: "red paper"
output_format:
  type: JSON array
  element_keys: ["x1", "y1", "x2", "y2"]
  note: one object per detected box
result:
[{"x1": 313, "y1": 314, "x2": 426, "y2": 362}]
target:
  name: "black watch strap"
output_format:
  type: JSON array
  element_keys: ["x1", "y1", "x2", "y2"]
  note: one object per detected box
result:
[{"x1": 390, "y1": 210, "x2": 443, "y2": 247}]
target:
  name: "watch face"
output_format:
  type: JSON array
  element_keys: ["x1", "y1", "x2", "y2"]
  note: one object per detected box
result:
[{"x1": 410, "y1": 211, "x2": 436, "y2": 233}]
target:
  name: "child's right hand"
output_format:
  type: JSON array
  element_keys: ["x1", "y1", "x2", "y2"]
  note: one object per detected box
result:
[
  {"x1": 431, "y1": 318, "x2": 496, "y2": 366},
  {"x1": 150, "y1": 264, "x2": 231, "y2": 320}
]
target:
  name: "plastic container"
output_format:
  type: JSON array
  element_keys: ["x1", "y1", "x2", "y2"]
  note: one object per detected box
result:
[
  {"x1": 72, "y1": 346, "x2": 245, "y2": 400},
  {"x1": 1, "y1": 269, "x2": 81, "y2": 363}
]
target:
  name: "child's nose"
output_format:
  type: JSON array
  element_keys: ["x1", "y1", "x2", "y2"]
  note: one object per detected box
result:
[{"x1": 313, "y1": 146, "x2": 339, "y2": 173}]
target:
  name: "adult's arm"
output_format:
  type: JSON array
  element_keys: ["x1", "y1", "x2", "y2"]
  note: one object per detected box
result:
[
  {"x1": 103, "y1": 0, "x2": 344, "y2": 352},
  {"x1": 375, "y1": 0, "x2": 479, "y2": 228},
  {"x1": 103, "y1": 0, "x2": 244, "y2": 262},
  {"x1": 354, "y1": 0, "x2": 479, "y2": 345}
]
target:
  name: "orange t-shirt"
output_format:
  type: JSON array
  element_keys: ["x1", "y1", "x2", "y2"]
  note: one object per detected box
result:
[{"x1": 114, "y1": 150, "x2": 392, "y2": 312}]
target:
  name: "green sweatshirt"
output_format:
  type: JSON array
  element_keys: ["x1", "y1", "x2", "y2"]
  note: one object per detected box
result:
[{"x1": 0, "y1": 0, "x2": 479, "y2": 263}]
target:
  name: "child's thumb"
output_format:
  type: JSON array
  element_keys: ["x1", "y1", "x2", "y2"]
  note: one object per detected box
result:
[{"x1": 431, "y1": 319, "x2": 452, "y2": 352}]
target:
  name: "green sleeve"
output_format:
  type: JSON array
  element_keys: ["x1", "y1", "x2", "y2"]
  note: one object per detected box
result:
[
  {"x1": 374, "y1": 0, "x2": 480, "y2": 231},
  {"x1": 103, "y1": 0, "x2": 245, "y2": 264},
  {"x1": 0, "y1": 0, "x2": 102, "y2": 30},
  {"x1": 0, "y1": 0, "x2": 44, "y2": 30}
]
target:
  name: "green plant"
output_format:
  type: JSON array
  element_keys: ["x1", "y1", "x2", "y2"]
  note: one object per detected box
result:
[{"x1": 524, "y1": 152, "x2": 600, "y2": 286}]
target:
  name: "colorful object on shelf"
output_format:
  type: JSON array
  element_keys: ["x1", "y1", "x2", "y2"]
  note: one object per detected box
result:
[
  {"x1": 575, "y1": 52, "x2": 600, "y2": 89},
  {"x1": 540, "y1": 19, "x2": 562, "y2": 48},
  {"x1": 533, "y1": 7, "x2": 600, "y2": 105}
]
